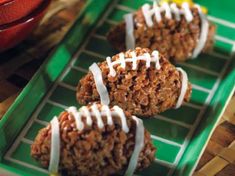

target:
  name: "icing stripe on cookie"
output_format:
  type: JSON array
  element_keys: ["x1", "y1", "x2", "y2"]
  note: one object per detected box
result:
[
  {"x1": 191, "y1": 5, "x2": 209, "y2": 58},
  {"x1": 175, "y1": 67, "x2": 188, "y2": 108},
  {"x1": 89, "y1": 63, "x2": 110, "y2": 105},
  {"x1": 49, "y1": 117, "x2": 60, "y2": 174},
  {"x1": 124, "y1": 13, "x2": 135, "y2": 50},
  {"x1": 124, "y1": 116, "x2": 144, "y2": 176}
]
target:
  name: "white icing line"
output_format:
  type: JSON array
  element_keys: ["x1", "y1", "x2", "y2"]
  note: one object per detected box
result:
[
  {"x1": 67, "y1": 106, "x2": 84, "y2": 130},
  {"x1": 153, "y1": 1, "x2": 162, "y2": 22},
  {"x1": 175, "y1": 68, "x2": 188, "y2": 109},
  {"x1": 119, "y1": 53, "x2": 126, "y2": 68},
  {"x1": 80, "y1": 106, "x2": 92, "y2": 126},
  {"x1": 192, "y1": 5, "x2": 209, "y2": 58},
  {"x1": 140, "y1": 2, "x2": 209, "y2": 58},
  {"x1": 170, "y1": 3, "x2": 180, "y2": 21},
  {"x1": 152, "y1": 50, "x2": 161, "y2": 69},
  {"x1": 124, "y1": 116, "x2": 144, "y2": 176},
  {"x1": 115, "y1": 4, "x2": 235, "y2": 57},
  {"x1": 106, "y1": 50, "x2": 160, "y2": 77},
  {"x1": 49, "y1": 117, "x2": 60, "y2": 174},
  {"x1": 89, "y1": 63, "x2": 110, "y2": 105},
  {"x1": 142, "y1": 2, "x2": 194, "y2": 27},
  {"x1": 91, "y1": 104, "x2": 105, "y2": 129},
  {"x1": 101, "y1": 105, "x2": 113, "y2": 125},
  {"x1": 124, "y1": 13, "x2": 135, "y2": 49},
  {"x1": 182, "y1": 2, "x2": 193, "y2": 22},
  {"x1": 106, "y1": 56, "x2": 116, "y2": 77},
  {"x1": 162, "y1": 2, "x2": 172, "y2": 19},
  {"x1": 113, "y1": 106, "x2": 130, "y2": 133},
  {"x1": 61, "y1": 104, "x2": 133, "y2": 133},
  {"x1": 142, "y1": 4, "x2": 154, "y2": 27},
  {"x1": 131, "y1": 51, "x2": 138, "y2": 70},
  {"x1": 144, "y1": 53, "x2": 151, "y2": 68}
]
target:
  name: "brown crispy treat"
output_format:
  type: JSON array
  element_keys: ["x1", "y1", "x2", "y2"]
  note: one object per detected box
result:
[
  {"x1": 31, "y1": 104, "x2": 156, "y2": 176},
  {"x1": 107, "y1": 4, "x2": 216, "y2": 62},
  {"x1": 77, "y1": 47, "x2": 192, "y2": 117}
]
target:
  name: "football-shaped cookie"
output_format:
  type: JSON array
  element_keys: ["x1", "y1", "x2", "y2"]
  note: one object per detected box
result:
[
  {"x1": 77, "y1": 47, "x2": 192, "y2": 117},
  {"x1": 31, "y1": 103, "x2": 156, "y2": 176},
  {"x1": 107, "y1": 2, "x2": 215, "y2": 61}
]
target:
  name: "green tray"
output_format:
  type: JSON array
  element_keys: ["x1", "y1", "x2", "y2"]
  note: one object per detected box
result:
[{"x1": 0, "y1": 0, "x2": 235, "y2": 175}]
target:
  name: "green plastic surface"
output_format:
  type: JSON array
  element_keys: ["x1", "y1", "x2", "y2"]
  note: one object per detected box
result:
[{"x1": 0, "y1": 0, "x2": 235, "y2": 175}]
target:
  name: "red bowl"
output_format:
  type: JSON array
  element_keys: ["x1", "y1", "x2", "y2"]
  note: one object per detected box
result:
[
  {"x1": 0, "y1": 0, "x2": 51, "y2": 52},
  {"x1": 0, "y1": 0, "x2": 44, "y2": 25}
]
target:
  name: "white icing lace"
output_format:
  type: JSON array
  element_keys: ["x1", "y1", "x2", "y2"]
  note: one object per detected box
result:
[
  {"x1": 89, "y1": 63, "x2": 110, "y2": 105},
  {"x1": 175, "y1": 67, "x2": 188, "y2": 108},
  {"x1": 124, "y1": 116, "x2": 144, "y2": 176},
  {"x1": 124, "y1": 13, "x2": 135, "y2": 50},
  {"x1": 49, "y1": 117, "x2": 60, "y2": 174},
  {"x1": 191, "y1": 4, "x2": 209, "y2": 58},
  {"x1": 49, "y1": 104, "x2": 144, "y2": 175},
  {"x1": 142, "y1": 2, "x2": 193, "y2": 27},
  {"x1": 125, "y1": 2, "x2": 209, "y2": 58},
  {"x1": 106, "y1": 50, "x2": 161, "y2": 77}
]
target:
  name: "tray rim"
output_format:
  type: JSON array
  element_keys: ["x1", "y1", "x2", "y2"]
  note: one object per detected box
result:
[
  {"x1": 183, "y1": 61, "x2": 235, "y2": 175},
  {"x1": 0, "y1": 0, "x2": 235, "y2": 175}
]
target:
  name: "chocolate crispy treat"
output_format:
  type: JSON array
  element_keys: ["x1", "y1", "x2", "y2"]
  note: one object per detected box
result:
[
  {"x1": 107, "y1": 2, "x2": 215, "y2": 61},
  {"x1": 77, "y1": 47, "x2": 192, "y2": 117},
  {"x1": 31, "y1": 103, "x2": 156, "y2": 176}
]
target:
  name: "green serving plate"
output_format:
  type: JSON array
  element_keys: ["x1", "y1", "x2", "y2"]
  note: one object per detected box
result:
[{"x1": 0, "y1": 0, "x2": 235, "y2": 175}]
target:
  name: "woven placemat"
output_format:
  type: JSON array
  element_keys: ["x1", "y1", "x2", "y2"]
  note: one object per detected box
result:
[
  {"x1": 194, "y1": 96, "x2": 235, "y2": 176},
  {"x1": 0, "y1": 0, "x2": 234, "y2": 175}
]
